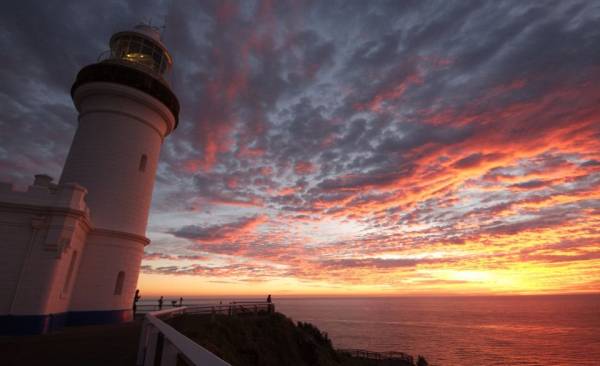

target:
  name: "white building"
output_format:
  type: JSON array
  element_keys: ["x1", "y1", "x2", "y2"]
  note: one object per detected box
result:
[{"x1": 0, "y1": 24, "x2": 179, "y2": 334}]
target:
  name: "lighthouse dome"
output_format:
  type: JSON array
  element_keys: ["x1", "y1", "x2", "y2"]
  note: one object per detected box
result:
[{"x1": 108, "y1": 24, "x2": 173, "y2": 76}]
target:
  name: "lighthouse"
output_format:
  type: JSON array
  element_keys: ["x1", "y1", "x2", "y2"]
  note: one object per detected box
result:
[
  {"x1": 0, "y1": 24, "x2": 179, "y2": 334},
  {"x1": 62, "y1": 24, "x2": 179, "y2": 324}
]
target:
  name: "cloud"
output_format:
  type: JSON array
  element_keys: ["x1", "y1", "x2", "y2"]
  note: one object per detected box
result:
[
  {"x1": 2, "y1": 0, "x2": 600, "y2": 293},
  {"x1": 143, "y1": 252, "x2": 207, "y2": 261},
  {"x1": 452, "y1": 153, "x2": 504, "y2": 170},
  {"x1": 509, "y1": 179, "x2": 552, "y2": 190},
  {"x1": 171, "y1": 215, "x2": 268, "y2": 242}
]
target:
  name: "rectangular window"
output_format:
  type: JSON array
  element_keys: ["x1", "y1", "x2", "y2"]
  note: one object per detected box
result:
[
  {"x1": 139, "y1": 154, "x2": 147, "y2": 172},
  {"x1": 114, "y1": 271, "x2": 125, "y2": 295}
]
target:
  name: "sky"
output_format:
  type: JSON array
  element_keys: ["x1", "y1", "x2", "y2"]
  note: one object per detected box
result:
[{"x1": 1, "y1": 0, "x2": 599, "y2": 296}]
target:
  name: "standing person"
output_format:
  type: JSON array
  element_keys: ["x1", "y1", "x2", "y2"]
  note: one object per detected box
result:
[
  {"x1": 158, "y1": 296, "x2": 164, "y2": 310},
  {"x1": 179, "y1": 297, "x2": 183, "y2": 307},
  {"x1": 133, "y1": 289, "x2": 141, "y2": 316},
  {"x1": 266, "y1": 294, "x2": 273, "y2": 313}
]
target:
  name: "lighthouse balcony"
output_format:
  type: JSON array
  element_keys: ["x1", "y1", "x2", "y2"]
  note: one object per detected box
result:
[{"x1": 71, "y1": 61, "x2": 180, "y2": 127}]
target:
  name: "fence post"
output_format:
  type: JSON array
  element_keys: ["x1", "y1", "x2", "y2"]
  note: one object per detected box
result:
[
  {"x1": 160, "y1": 339, "x2": 179, "y2": 366},
  {"x1": 136, "y1": 320, "x2": 149, "y2": 366},
  {"x1": 143, "y1": 327, "x2": 159, "y2": 366}
]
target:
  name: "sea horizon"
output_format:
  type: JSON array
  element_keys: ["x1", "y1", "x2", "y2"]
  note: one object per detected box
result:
[
  {"x1": 138, "y1": 292, "x2": 600, "y2": 300},
  {"x1": 140, "y1": 294, "x2": 600, "y2": 365}
]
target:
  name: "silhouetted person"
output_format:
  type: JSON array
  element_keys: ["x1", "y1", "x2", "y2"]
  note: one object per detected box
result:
[
  {"x1": 133, "y1": 289, "x2": 141, "y2": 315},
  {"x1": 266, "y1": 294, "x2": 273, "y2": 313},
  {"x1": 179, "y1": 297, "x2": 183, "y2": 306},
  {"x1": 158, "y1": 296, "x2": 164, "y2": 310},
  {"x1": 417, "y1": 355, "x2": 429, "y2": 366}
]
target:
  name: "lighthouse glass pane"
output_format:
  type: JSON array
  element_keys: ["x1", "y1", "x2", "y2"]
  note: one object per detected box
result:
[
  {"x1": 139, "y1": 154, "x2": 147, "y2": 172},
  {"x1": 114, "y1": 37, "x2": 129, "y2": 58},
  {"x1": 111, "y1": 36, "x2": 169, "y2": 75},
  {"x1": 129, "y1": 39, "x2": 142, "y2": 53},
  {"x1": 152, "y1": 50, "x2": 162, "y2": 66}
]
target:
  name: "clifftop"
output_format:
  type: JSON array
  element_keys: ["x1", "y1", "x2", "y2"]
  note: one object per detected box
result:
[{"x1": 167, "y1": 311, "x2": 424, "y2": 366}]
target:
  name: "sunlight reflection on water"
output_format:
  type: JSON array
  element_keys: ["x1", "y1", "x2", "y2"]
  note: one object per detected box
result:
[{"x1": 275, "y1": 295, "x2": 600, "y2": 366}]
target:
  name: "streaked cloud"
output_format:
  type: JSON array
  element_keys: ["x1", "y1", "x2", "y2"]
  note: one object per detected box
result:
[{"x1": 1, "y1": 0, "x2": 599, "y2": 295}]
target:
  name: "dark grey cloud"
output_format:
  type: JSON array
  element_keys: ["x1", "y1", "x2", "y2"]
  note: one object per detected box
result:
[
  {"x1": 2, "y1": 1, "x2": 600, "y2": 289},
  {"x1": 0, "y1": 0, "x2": 167, "y2": 186},
  {"x1": 510, "y1": 179, "x2": 551, "y2": 190},
  {"x1": 171, "y1": 215, "x2": 266, "y2": 242},
  {"x1": 3, "y1": 0, "x2": 598, "y2": 197}
]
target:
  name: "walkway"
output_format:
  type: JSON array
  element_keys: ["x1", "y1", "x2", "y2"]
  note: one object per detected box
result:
[{"x1": 0, "y1": 320, "x2": 141, "y2": 366}]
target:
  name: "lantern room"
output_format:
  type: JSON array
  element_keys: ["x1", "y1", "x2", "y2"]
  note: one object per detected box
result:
[{"x1": 108, "y1": 24, "x2": 172, "y2": 76}]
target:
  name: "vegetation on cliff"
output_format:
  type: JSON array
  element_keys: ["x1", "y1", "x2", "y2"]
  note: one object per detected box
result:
[{"x1": 167, "y1": 311, "x2": 426, "y2": 366}]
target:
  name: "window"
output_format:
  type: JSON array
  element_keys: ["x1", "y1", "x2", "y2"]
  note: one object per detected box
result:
[
  {"x1": 114, "y1": 271, "x2": 125, "y2": 295},
  {"x1": 139, "y1": 154, "x2": 147, "y2": 172},
  {"x1": 62, "y1": 250, "x2": 78, "y2": 295}
]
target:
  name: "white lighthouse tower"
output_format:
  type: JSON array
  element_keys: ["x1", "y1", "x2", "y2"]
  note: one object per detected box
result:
[
  {"x1": 61, "y1": 24, "x2": 179, "y2": 324},
  {"x1": 0, "y1": 24, "x2": 179, "y2": 333}
]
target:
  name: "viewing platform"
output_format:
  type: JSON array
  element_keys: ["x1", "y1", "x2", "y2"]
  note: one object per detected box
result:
[
  {"x1": 0, "y1": 320, "x2": 141, "y2": 366},
  {"x1": 136, "y1": 301, "x2": 274, "y2": 365},
  {"x1": 0, "y1": 300, "x2": 274, "y2": 366},
  {"x1": 2, "y1": 300, "x2": 418, "y2": 366}
]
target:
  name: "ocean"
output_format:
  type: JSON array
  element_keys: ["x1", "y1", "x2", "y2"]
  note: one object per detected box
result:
[
  {"x1": 142, "y1": 294, "x2": 600, "y2": 365},
  {"x1": 276, "y1": 295, "x2": 600, "y2": 366}
]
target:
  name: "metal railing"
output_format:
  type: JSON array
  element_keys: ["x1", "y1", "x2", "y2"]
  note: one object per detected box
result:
[
  {"x1": 136, "y1": 302, "x2": 275, "y2": 366},
  {"x1": 135, "y1": 301, "x2": 274, "y2": 315},
  {"x1": 338, "y1": 348, "x2": 414, "y2": 364}
]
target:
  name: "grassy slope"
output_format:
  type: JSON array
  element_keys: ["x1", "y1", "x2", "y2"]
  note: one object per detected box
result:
[{"x1": 168, "y1": 312, "x2": 413, "y2": 366}]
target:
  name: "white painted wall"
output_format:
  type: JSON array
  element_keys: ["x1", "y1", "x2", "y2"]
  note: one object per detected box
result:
[
  {"x1": 60, "y1": 82, "x2": 175, "y2": 236},
  {"x1": 0, "y1": 181, "x2": 90, "y2": 315},
  {"x1": 69, "y1": 229, "x2": 146, "y2": 315},
  {"x1": 61, "y1": 81, "x2": 176, "y2": 316}
]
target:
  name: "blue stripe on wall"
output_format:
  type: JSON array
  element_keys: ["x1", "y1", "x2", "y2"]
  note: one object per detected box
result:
[
  {"x1": 67, "y1": 309, "x2": 132, "y2": 326},
  {"x1": 0, "y1": 309, "x2": 131, "y2": 335},
  {"x1": 0, "y1": 313, "x2": 67, "y2": 335}
]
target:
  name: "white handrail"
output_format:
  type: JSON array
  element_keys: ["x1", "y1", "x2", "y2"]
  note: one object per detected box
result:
[
  {"x1": 136, "y1": 306, "x2": 231, "y2": 366},
  {"x1": 137, "y1": 302, "x2": 275, "y2": 365}
]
